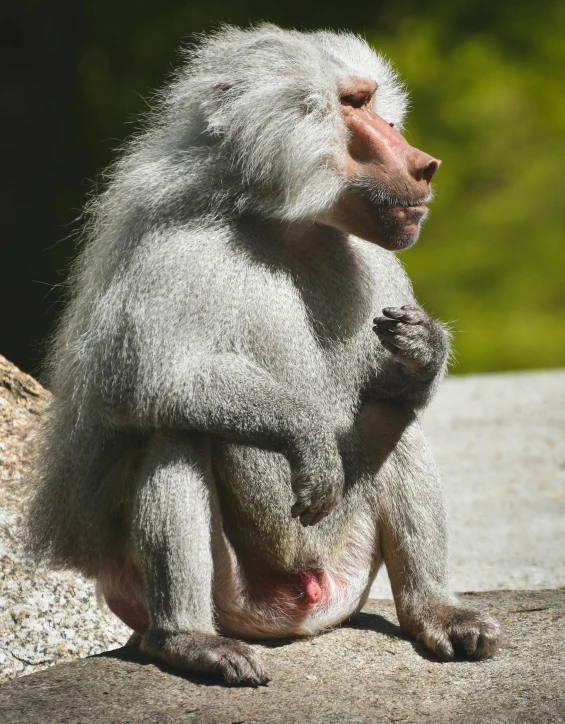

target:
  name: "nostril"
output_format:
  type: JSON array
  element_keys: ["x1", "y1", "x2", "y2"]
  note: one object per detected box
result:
[{"x1": 423, "y1": 159, "x2": 441, "y2": 182}]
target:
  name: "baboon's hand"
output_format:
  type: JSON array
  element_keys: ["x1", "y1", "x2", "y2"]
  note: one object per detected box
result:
[
  {"x1": 289, "y1": 442, "x2": 344, "y2": 527},
  {"x1": 373, "y1": 305, "x2": 448, "y2": 375}
]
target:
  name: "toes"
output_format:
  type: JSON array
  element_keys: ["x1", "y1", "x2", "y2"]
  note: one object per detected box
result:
[
  {"x1": 459, "y1": 629, "x2": 480, "y2": 657},
  {"x1": 434, "y1": 638, "x2": 455, "y2": 662},
  {"x1": 215, "y1": 641, "x2": 272, "y2": 687},
  {"x1": 219, "y1": 656, "x2": 246, "y2": 685},
  {"x1": 409, "y1": 607, "x2": 502, "y2": 662},
  {"x1": 242, "y1": 653, "x2": 272, "y2": 686},
  {"x1": 218, "y1": 649, "x2": 271, "y2": 687},
  {"x1": 141, "y1": 630, "x2": 271, "y2": 687},
  {"x1": 472, "y1": 618, "x2": 502, "y2": 659},
  {"x1": 215, "y1": 641, "x2": 271, "y2": 687},
  {"x1": 420, "y1": 630, "x2": 454, "y2": 661},
  {"x1": 449, "y1": 613, "x2": 502, "y2": 659},
  {"x1": 239, "y1": 649, "x2": 272, "y2": 686}
]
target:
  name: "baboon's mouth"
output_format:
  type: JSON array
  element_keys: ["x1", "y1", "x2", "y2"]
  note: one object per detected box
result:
[
  {"x1": 384, "y1": 204, "x2": 428, "y2": 224},
  {"x1": 377, "y1": 193, "x2": 431, "y2": 212}
]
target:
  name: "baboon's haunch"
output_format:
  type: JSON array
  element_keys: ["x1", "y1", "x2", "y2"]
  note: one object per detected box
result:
[{"x1": 27, "y1": 25, "x2": 501, "y2": 686}]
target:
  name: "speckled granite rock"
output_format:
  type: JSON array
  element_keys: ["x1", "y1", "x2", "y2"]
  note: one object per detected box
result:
[
  {"x1": 0, "y1": 590, "x2": 563, "y2": 724},
  {"x1": 0, "y1": 355, "x2": 130, "y2": 683}
]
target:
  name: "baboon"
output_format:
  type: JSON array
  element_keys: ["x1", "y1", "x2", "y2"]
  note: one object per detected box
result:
[{"x1": 27, "y1": 24, "x2": 501, "y2": 686}]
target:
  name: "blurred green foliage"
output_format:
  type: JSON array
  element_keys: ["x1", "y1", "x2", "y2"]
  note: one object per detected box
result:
[
  {"x1": 369, "y1": 2, "x2": 565, "y2": 372},
  {"x1": 4, "y1": 0, "x2": 565, "y2": 373}
]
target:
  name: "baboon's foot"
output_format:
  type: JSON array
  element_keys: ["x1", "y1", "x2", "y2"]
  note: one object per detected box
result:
[
  {"x1": 140, "y1": 629, "x2": 272, "y2": 686},
  {"x1": 400, "y1": 602, "x2": 502, "y2": 661}
]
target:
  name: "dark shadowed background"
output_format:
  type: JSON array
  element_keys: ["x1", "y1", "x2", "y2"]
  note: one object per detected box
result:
[{"x1": 2, "y1": 0, "x2": 564, "y2": 378}]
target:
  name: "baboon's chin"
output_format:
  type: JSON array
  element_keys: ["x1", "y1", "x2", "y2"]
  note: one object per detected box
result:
[
  {"x1": 354, "y1": 218, "x2": 423, "y2": 251},
  {"x1": 374, "y1": 225, "x2": 422, "y2": 251},
  {"x1": 372, "y1": 205, "x2": 428, "y2": 250},
  {"x1": 332, "y1": 200, "x2": 428, "y2": 251}
]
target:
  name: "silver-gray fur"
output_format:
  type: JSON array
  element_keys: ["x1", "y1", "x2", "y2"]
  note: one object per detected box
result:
[{"x1": 26, "y1": 24, "x2": 501, "y2": 686}]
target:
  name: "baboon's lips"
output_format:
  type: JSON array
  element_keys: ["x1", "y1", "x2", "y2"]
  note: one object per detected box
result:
[{"x1": 389, "y1": 204, "x2": 427, "y2": 223}]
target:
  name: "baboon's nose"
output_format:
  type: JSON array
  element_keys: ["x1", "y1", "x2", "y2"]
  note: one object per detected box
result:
[
  {"x1": 422, "y1": 158, "x2": 441, "y2": 183},
  {"x1": 409, "y1": 149, "x2": 441, "y2": 183}
]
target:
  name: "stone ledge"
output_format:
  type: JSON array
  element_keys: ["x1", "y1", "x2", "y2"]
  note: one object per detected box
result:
[{"x1": 1, "y1": 590, "x2": 563, "y2": 724}]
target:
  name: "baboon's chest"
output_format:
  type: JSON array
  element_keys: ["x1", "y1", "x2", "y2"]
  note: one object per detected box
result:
[{"x1": 236, "y1": 285, "x2": 377, "y2": 413}]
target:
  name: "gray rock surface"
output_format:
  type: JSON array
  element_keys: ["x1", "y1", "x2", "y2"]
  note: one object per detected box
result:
[
  {"x1": 371, "y1": 369, "x2": 565, "y2": 598},
  {"x1": 1, "y1": 590, "x2": 563, "y2": 724}
]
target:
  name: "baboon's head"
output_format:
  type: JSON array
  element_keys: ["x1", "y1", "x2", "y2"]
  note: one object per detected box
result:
[{"x1": 162, "y1": 25, "x2": 440, "y2": 248}]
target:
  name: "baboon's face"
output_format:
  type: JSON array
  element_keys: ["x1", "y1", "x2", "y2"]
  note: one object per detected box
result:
[{"x1": 328, "y1": 78, "x2": 440, "y2": 251}]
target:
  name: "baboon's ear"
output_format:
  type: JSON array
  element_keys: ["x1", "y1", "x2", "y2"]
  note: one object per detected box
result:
[{"x1": 211, "y1": 81, "x2": 239, "y2": 93}]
